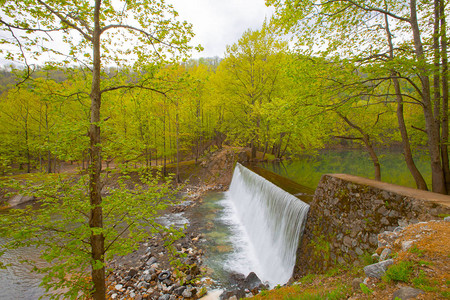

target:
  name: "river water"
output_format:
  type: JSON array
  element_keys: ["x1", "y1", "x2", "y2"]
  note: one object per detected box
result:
[
  {"x1": 0, "y1": 203, "x2": 49, "y2": 300},
  {"x1": 258, "y1": 149, "x2": 431, "y2": 189}
]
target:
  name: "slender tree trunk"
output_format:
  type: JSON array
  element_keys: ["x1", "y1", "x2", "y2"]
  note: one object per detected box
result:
[
  {"x1": 433, "y1": 0, "x2": 441, "y2": 139},
  {"x1": 338, "y1": 113, "x2": 381, "y2": 181},
  {"x1": 262, "y1": 141, "x2": 268, "y2": 160},
  {"x1": 47, "y1": 151, "x2": 52, "y2": 173},
  {"x1": 176, "y1": 103, "x2": 180, "y2": 184},
  {"x1": 163, "y1": 101, "x2": 167, "y2": 176},
  {"x1": 89, "y1": 1, "x2": 106, "y2": 299},
  {"x1": 394, "y1": 76, "x2": 428, "y2": 189},
  {"x1": 384, "y1": 13, "x2": 428, "y2": 190},
  {"x1": 280, "y1": 132, "x2": 291, "y2": 159},
  {"x1": 410, "y1": 0, "x2": 446, "y2": 193},
  {"x1": 439, "y1": 0, "x2": 450, "y2": 191}
]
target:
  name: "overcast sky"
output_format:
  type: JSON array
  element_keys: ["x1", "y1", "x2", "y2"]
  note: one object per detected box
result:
[
  {"x1": 169, "y1": 0, "x2": 274, "y2": 58},
  {"x1": 0, "y1": 1, "x2": 273, "y2": 66}
]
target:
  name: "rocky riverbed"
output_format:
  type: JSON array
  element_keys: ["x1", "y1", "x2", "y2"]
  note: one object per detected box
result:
[
  {"x1": 105, "y1": 189, "x2": 213, "y2": 300},
  {"x1": 105, "y1": 181, "x2": 270, "y2": 300}
]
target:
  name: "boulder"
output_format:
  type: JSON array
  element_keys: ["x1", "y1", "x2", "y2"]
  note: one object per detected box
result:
[
  {"x1": 243, "y1": 272, "x2": 264, "y2": 292},
  {"x1": 8, "y1": 194, "x2": 34, "y2": 207},
  {"x1": 392, "y1": 286, "x2": 424, "y2": 300},
  {"x1": 363, "y1": 259, "x2": 394, "y2": 279}
]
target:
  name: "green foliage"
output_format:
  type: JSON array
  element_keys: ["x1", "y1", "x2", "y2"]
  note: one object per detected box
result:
[
  {"x1": 409, "y1": 245, "x2": 425, "y2": 257},
  {"x1": 284, "y1": 284, "x2": 349, "y2": 300},
  {"x1": 383, "y1": 261, "x2": 414, "y2": 283},
  {"x1": 359, "y1": 251, "x2": 376, "y2": 266},
  {"x1": 310, "y1": 234, "x2": 330, "y2": 262},
  {"x1": 359, "y1": 283, "x2": 373, "y2": 295},
  {"x1": 300, "y1": 274, "x2": 316, "y2": 284},
  {"x1": 0, "y1": 170, "x2": 180, "y2": 299}
]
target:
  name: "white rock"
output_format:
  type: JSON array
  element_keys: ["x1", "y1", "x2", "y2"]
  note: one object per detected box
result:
[{"x1": 115, "y1": 284, "x2": 123, "y2": 290}]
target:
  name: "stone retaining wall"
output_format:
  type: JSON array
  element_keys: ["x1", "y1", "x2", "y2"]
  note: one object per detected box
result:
[{"x1": 294, "y1": 174, "x2": 450, "y2": 278}]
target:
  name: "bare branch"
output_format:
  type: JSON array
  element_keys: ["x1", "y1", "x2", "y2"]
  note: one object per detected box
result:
[
  {"x1": 100, "y1": 84, "x2": 168, "y2": 96},
  {"x1": 321, "y1": 0, "x2": 410, "y2": 23},
  {"x1": 36, "y1": 0, "x2": 93, "y2": 41},
  {"x1": 334, "y1": 135, "x2": 363, "y2": 140},
  {"x1": 411, "y1": 125, "x2": 427, "y2": 133},
  {"x1": 101, "y1": 24, "x2": 173, "y2": 48}
]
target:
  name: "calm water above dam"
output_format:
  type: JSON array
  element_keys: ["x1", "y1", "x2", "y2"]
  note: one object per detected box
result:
[{"x1": 258, "y1": 149, "x2": 431, "y2": 190}]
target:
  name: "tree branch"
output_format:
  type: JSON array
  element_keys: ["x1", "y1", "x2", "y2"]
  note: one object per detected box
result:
[{"x1": 36, "y1": 0, "x2": 93, "y2": 41}]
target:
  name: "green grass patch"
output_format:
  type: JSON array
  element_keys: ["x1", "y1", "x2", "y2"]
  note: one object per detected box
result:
[
  {"x1": 409, "y1": 245, "x2": 425, "y2": 257},
  {"x1": 383, "y1": 261, "x2": 414, "y2": 283},
  {"x1": 284, "y1": 284, "x2": 349, "y2": 300},
  {"x1": 359, "y1": 251, "x2": 376, "y2": 266},
  {"x1": 360, "y1": 283, "x2": 373, "y2": 295},
  {"x1": 300, "y1": 274, "x2": 317, "y2": 284}
]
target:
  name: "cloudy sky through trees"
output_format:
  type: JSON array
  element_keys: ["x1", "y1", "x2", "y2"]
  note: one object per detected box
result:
[
  {"x1": 0, "y1": 0, "x2": 273, "y2": 66},
  {"x1": 155, "y1": 0, "x2": 273, "y2": 58}
]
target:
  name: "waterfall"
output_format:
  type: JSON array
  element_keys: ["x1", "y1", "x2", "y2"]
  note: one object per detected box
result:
[{"x1": 226, "y1": 163, "x2": 310, "y2": 286}]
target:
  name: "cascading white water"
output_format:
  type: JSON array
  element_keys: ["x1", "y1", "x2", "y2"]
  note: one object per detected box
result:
[{"x1": 226, "y1": 163, "x2": 310, "y2": 286}]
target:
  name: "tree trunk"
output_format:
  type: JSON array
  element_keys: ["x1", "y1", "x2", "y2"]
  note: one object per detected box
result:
[
  {"x1": 394, "y1": 75, "x2": 428, "y2": 189},
  {"x1": 338, "y1": 113, "x2": 381, "y2": 181},
  {"x1": 47, "y1": 151, "x2": 52, "y2": 173},
  {"x1": 280, "y1": 132, "x2": 291, "y2": 159},
  {"x1": 410, "y1": 0, "x2": 446, "y2": 193},
  {"x1": 176, "y1": 104, "x2": 180, "y2": 184},
  {"x1": 163, "y1": 101, "x2": 167, "y2": 176},
  {"x1": 89, "y1": 1, "x2": 106, "y2": 299},
  {"x1": 384, "y1": 13, "x2": 428, "y2": 190},
  {"x1": 433, "y1": 0, "x2": 441, "y2": 139},
  {"x1": 439, "y1": 0, "x2": 450, "y2": 191}
]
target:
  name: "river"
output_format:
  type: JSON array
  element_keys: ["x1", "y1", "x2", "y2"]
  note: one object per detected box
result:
[{"x1": 258, "y1": 149, "x2": 431, "y2": 189}]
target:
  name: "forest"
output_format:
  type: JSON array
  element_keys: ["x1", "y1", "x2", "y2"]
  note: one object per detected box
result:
[{"x1": 0, "y1": 0, "x2": 449, "y2": 299}]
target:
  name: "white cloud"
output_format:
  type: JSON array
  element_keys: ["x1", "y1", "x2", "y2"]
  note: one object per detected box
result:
[{"x1": 168, "y1": 0, "x2": 273, "y2": 58}]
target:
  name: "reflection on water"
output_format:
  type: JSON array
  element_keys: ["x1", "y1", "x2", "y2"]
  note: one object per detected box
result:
[{"x1": 259, "y1": 149, "x2": 431, "y2": 189}]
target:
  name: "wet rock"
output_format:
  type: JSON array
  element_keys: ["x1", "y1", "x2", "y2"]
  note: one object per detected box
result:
[
  {"x1": 244, "y1": 272, "x2": 266, "y2": 293},
  {"x1": 392, "y1": 286, "x2": 424, "y2": 299},
  {"x1": 363, "y1": 259, "x2": 394, "y2": 279},
  {"x1": 228, "y1": 272, "x2": 246, "y2": 286}
]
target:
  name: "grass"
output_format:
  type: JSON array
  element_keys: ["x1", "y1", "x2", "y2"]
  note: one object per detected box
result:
[
  {"x1": 284, "y1": 284, "x2": 349, "y2": 300},
  {"x1": 382, "y1": 261, "x2": 414, "y2": 283}
]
